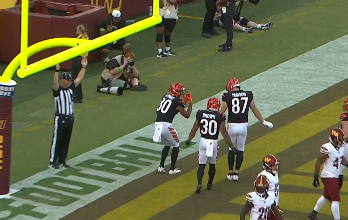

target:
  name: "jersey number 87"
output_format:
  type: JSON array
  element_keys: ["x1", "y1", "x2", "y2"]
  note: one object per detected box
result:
[
  {"x1": 231, "y1": 97, "x2": 248, "y2": 114},
  {"x1": 200, "y1": 119, "x2": 218, "y2": 136}
]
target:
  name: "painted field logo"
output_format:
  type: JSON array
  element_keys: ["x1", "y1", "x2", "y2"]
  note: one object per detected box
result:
[
  {"x1": 0, "y1": 120, "x2": 7, "y2": 129},
  {"x1": 0, "y1": 135, "x2": 3, "y2": 174}
]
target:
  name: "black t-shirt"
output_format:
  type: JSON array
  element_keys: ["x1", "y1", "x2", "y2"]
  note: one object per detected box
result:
[
  {"x1": 340, "y1": 112, "x2": 348, "y2": 121},
  {"x1": 196, "y1": 110, "x2": 226, "y2": 140},
  {"x1": 99, "y1": 19, "x2": 127, "y2": 40},
  {"x1": 222, "y1": 90, "x2": 253, "y2": 123},
  {"x1": 156, "y1": 94, "x2": 185, "y2": 123}
]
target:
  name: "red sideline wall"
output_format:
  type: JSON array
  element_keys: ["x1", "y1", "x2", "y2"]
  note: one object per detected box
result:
[{"x1": 16, "y1": 0, "x2": 195, "y2": 20}]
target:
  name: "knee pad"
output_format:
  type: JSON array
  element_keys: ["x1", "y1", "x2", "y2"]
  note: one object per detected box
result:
[
  {"x1": 156, "y1": 34, "x2": 163, "y2": 42},
  {"x1": 164, "y1": 34, "x2": 171, "y2": 43}
]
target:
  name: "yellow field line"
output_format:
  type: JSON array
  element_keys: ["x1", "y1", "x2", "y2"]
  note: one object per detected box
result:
[
  {"x1": 178, "y1": 15, "x2": 204, "y2": 20},
  {"x1": 96, "y1": 90, "x2": 345, "y2": 220}
]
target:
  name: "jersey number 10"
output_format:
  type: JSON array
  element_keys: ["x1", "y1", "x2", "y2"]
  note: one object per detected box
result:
[
  {"x1": 231, "y1": 97, "x2": 248, "y2": 114},
  {"x1": 200, "y1": 119, "x2": 218, "y2": 136},
  {"x1": 157, "y1": 98, "x2": 172, "y2": 114}
]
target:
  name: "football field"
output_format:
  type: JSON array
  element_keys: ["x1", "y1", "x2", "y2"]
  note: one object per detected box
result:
[{"x1": 1, "y1": 0, "x2": 348, "y2": 219}]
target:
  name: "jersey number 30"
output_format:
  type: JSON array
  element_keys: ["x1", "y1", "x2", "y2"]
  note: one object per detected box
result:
[
  {"x1": 200, "y1": 119, "x2": 218, "y2": 136},
  {"x1": 231, "y1": 97, "x2": 248, "y2": 114},
  {"x1": 157, "y1": 98, "x2": 172, "y2": 114}
]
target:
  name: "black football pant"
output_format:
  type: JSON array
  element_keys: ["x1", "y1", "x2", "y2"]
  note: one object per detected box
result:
[
  {"x1": 49, "y1": 115, "x2": 74, "y2": 165},
  {"x1": 221, "y1": 3, "x2": 235, "y2": 47},
  {"x1": 202, "y1": 0, "x2": 217, "y2": 33},
  {"x1": 72, "y1": 56, "x2": 83, "y2": 101}
]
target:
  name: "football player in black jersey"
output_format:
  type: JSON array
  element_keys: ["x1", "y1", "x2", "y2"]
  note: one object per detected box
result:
[
  {"x1": 153, "y1": 83, "x2": 193, "y2": 175},
  {"x1": 220, "y1": 78, "x2": 273, "y2": 182},
  {"x1": 339, "y1": 97, "x2": 348, "y2": 190},
  {"x1": 186, "y1": 97, "x2": 236, "y2": 193}
]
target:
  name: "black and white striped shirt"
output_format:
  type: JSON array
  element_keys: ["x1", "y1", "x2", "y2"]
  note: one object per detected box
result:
[{"x1": 53, "y1": 83, "x2": 75, "y2": 115}]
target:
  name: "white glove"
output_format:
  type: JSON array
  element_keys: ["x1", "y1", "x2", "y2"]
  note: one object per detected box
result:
[{"x1": 263, "y1": 120, "x2": 273, "y2": 128}]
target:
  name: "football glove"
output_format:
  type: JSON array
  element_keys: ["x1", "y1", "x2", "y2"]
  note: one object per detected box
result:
[
  {"x1": 185, "y1": 140, "x2": 191, "y2": 145},
  {"x1": 262, "y1": 120, "x2": 273, "y2": 128},
  {"x1": 312, "y1": 174, "x2": 320, "y2": 188},
  {"x1": 186, "y1": 92, "x2": 193, "y2": 104}
]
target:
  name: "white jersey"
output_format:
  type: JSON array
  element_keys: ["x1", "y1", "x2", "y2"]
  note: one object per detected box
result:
[
  {"x1": 320, "y1": 142, "x2": 345, "y2": 178},
  {"x1": 162, "y1": 0, "x2": 178, "y2": 19},
  {"x1": 339, "y1": 143, "x2": 348, "y2": 175},
  {"x1": 246, "y1": 191, "x2": 276, "y2": 220},
  {"x1": 258, "y1": 170, "x2": 279, "y2": 205}
]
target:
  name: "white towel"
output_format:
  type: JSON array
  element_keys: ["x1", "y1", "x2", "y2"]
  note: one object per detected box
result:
[
  {"x1": 205, "y1": 140, "x2": 214, "y2": 157},
  {"x1": 153, "y1": 124, "x2": 163, "y2": 143}
]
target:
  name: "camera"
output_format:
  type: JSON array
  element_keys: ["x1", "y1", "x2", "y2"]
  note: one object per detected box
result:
[{"x1": 127, "y1": 59, "x2": 135, "y2": 67}]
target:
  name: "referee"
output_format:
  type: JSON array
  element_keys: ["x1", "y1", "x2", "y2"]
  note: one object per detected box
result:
[
  {"x1": 49, "y1": 58, "x2": 88, "y2": 169},
  {"x1": 216, "y1": 0, "x2": 235, "y2": 52}
]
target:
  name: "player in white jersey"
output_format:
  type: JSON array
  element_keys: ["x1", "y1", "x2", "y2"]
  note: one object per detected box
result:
[
  {"x1": 339, "y1": 97, "x2": 348, "y2": 189},
  {"x1": 240, "y1": 175, "x2": 283, "y2": 220},
  {"x1": 308, "y1": 128, "x2": 348, "y2": 220},
  {"x1": 257, "y1": 155, "x2": 282, "y2": 220}
]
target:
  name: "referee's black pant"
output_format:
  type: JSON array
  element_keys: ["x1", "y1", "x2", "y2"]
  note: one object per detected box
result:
[
  {"x1": 49, "y1": 114, "x2": 74, "y2": 165},
  {"x1": 202, "y1": 0, "x2": 217, "y2": 33},
  {"x1": 72, "y1": 56, "x2": 83, "y2": 102}
]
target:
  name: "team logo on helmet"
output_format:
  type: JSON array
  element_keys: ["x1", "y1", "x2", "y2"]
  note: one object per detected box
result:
[
  {"x1": 169, "y1": 83, "x2": 186, "y2": 98},
  {"x1": 263, "y1": 155, "x2": 279, "y2": 175},
  {"x1": 226, "y1": 78, "x2": 241, "y2": 92},
  {"x1": 207, "y1": 97, "x2": 221, "y2": 111},
  {"x1": 254, "y1": 175, "x2": 269, "y2": 197},
  {"x1": 329, "y1": 128, "x2": 346, "y2": 148}
]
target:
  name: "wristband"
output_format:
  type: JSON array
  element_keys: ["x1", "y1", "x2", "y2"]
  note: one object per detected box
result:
[
  {"x1": 55, "y1": 69, "x2": 60, "y2": 72},
  {"x1": 118, "y1": 67, "x2": 122, "y2": 72},
  {"x1": 82, "y1": 66, "x2": 86, "y2": 69}
]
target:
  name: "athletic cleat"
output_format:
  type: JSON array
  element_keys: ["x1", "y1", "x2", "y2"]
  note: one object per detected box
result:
[
  {"x1": 207, "y1": 183, "x2": 213, "y2": 190},
  {"x1": 169, "y1": 168, "x2": 181, "y2": 175},
  {"x1": 218, "y1": 45, "x2": 232, "y2": 52},
  {"x1": 156, "y1": 52, "x2": 167, "y2": 58},
  {"x1": 58, "y1": 163, "x2": 70, "y2": 168},
  {"x1": 48, "y1": 164, "x2": 59, "y2": 169},
  {"x1": 196, "y1": 184, "x2": 202, "y2": 194},
  {"x1": 158, "y1": 166, "x2": 165, "y2": 173},
  {"x1": 265, "y1": 22, "x2": 273, "y2": 29},
  {"x1": 244, "y1": 27, "x2": 253, "y2": 33},
  {"x1": 164, "y1": 49, "x2": 177, "y2": 56},
  {"x1": 308, "y1": 211, "x2": 319, "y2": 220},
  {"x1": 227, "y1": 173, "x2": 233, "y2": 180},
  {"x1": 232, "y1": 173, "x2": 239, "y2": 181}
]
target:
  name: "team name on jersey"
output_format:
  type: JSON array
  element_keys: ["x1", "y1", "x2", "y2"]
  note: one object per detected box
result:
[
  {"x1": 231, "y1": 92, "x2": 247, "y2": 97},
  {"x1": 202, "y1": 113, "x2": 216, "y2": 119}
]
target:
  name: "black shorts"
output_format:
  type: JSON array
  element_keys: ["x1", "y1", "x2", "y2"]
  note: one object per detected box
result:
[
  {"x1": 156, "y1": 17, "x2": 177, "y2": 32},
  {"x1": 102, "y1": 38, "x2": 128, "y2": 51}
]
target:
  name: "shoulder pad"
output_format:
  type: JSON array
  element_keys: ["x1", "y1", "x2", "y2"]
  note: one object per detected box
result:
[
  {"x1": 245, "y1": 193, "x2": 253, "y2": 203},
  {"x1": 320, "y1": 145, "x2": 330, "y2": 154}
]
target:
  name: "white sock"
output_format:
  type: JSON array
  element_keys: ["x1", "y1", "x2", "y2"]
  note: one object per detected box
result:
[
  {"x1": 166, "y1": 47, "x2": 170, "y2": 51},
  {"x1": 158, "y1": 49, "x2": 162, "y2": 54},
  {"x1": 242, "y1": 27, "x2": 248, "y2": 32},
  {"x1": 314, "y1": 196, "x2": 328, "y2": 212},
  {"x1": 257, "y1": 24, "x2": 262, "y2": 29},
  {"x1": 331, "y1": 201, "x2": 340, "y2": 220}
]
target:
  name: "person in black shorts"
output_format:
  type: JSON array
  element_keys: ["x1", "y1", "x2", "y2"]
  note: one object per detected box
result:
[
  {"x1": 99, "y1": 10, "x2": 131, "y2": 63},
  {"x1": 186, "y1": 97, "x2": 236, "y2": 194},
  {"x1": 220, "y1": 78, "x2": 273, "y2": 181},
  {"x1": 155, "y1": 0, "x2": 178, "y2": 58},
  {"x1": 153, "y1": 83, "x2": 193, "y2": 174}
]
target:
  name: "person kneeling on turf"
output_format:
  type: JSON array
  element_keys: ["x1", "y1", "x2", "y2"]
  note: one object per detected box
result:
[{"x1": 97, "y1": 52, "x2": 147, "y2": 94}]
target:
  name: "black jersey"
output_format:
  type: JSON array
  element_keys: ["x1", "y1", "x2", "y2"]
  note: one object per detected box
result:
[
  {"x1": 222, "y1": 90, "x2": 253, "y2": 123},
  {"x1": 196, "y1": 110, "x2": 226, "y2": 140},
  {"x1": 156, "y1": 94, "x2": 184, "y2": 123}
]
